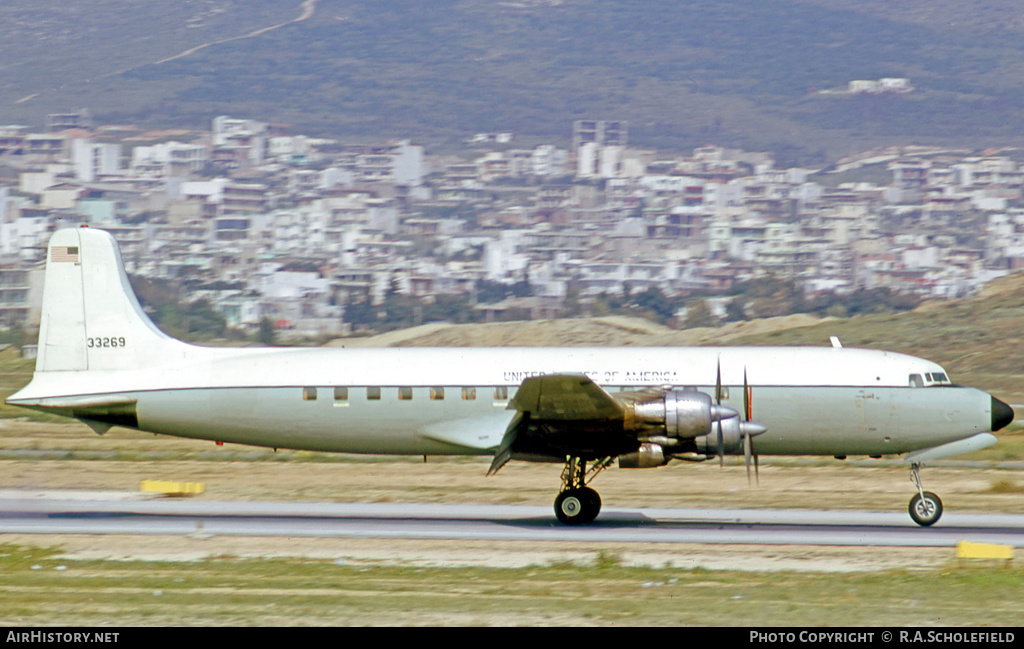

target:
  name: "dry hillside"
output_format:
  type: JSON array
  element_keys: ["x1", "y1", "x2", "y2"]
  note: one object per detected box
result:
[{"x1": 329, "y1": 272, "x2": 1024, "y2": 403}]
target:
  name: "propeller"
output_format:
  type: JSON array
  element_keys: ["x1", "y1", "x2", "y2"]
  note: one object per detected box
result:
[
  {"x1": 742, "y1": 368, "x2": 756, "y2": 485},
  {"x1": 740, "y1": 367, "x2": 768, "y2": 485},
  {"x1": 715, "y1": 357, "x2": 724, "y2": 467}
]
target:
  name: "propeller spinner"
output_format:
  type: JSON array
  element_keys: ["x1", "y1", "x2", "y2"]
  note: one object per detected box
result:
[{"x1": 714, "y1": 361, "x2": 767, "y2": 482}]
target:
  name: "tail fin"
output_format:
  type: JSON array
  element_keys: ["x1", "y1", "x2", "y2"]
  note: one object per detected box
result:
[{"x1": 35, "y1": 226, "x2": 191, "y2": 373}]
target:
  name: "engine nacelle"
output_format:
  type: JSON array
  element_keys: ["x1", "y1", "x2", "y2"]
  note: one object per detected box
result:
[
  {"x1": 618, "y1": 443, "x2": 668, "y2": 468},
  {"x1": 630, "y1": 390, "x2": 736, "y2": 439},
  {"x1": 694, "y1": 417, "x2": 766, "y2": 455}
]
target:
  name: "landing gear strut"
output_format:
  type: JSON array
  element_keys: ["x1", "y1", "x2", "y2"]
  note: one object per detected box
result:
[
  {"x1": 554, "y1": 456, "x2": 610, "y2": 525},
  {"x1": 908, "y1": 462, "x2": 943, "y2": 527}
]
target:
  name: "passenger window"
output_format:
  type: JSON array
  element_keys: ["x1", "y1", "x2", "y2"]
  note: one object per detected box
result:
[
  {"x1": 398, "y1": 387, "x2": 413, "y2": 400},
  {"x1": 367, "y1": 387, "x2": 381, "y2": 400},
  {"x1": 493, "y1": 386, "x2": 508, "y2": 400},
  {"x1": 461, "y1": 387, "x2": 476, "y2": 400},
  {"x1": 909, "y1": 374, "x2": 923, "y2": 388},
  {"x1": 333, "y1": 387, "x2": 349, "y2": 407},
  {"x1": 303, "y1": 387, "x2": 317, "y2": 401},
  {"x1": 430, "y1": 387, "x2": 445, "y2": 400}
]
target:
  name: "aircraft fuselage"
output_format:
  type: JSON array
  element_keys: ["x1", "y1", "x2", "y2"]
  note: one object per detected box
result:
[{"x1": 13, "y1": 346, "x2": 997, "y2": 458}]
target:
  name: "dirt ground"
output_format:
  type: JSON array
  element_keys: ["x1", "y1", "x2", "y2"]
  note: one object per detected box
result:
[{"x1": 2, "y1": 419, "x2": 1021, "y2": 573}]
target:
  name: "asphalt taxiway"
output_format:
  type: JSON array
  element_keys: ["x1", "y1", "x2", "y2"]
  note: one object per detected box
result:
[{"x1": 2, "y1": 495, "x2": 1023, "y2": 548}]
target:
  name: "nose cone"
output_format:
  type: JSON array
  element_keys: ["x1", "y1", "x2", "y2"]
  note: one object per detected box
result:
[{"x1": 992, "y1": 397, "x2": 1015, "y2": 432}]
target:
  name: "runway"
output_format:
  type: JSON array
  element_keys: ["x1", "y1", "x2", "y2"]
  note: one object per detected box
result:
[{"x1": 2, "y1": 495, "x2": 1023, "y2": 548}]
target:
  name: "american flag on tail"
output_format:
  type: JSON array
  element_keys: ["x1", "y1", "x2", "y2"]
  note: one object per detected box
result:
[{"x1": 50, "y1": 246, "x2": 79, "y2": 263}]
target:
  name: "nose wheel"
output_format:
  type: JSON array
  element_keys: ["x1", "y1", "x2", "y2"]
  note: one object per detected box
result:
[
  {"x1": 909, "y1": 463, "x2": 943, "y2": 527},
  {"x1": 909, "y1": 491, "x2": 943, "y2": 527}
]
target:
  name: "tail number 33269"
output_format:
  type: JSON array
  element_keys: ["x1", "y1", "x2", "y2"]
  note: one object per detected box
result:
[{"x1": 87, "y1": 336, "x2": 126, "y2": 348}]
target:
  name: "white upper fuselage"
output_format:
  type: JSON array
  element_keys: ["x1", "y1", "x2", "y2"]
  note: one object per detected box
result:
[{"x1": 13, "y1": 344, "x2": 948, "y2": 399}]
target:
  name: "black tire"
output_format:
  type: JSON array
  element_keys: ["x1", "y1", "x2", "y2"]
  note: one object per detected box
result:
[
  {"x1": 579, "y1": 487, "x2": 601, "y2": 523},
  {"x1": 909, "y1": 491, "x2": 943, "y2": 527},
  {"x1": 554, "y1": 489, "x2": 597, "y2": 525}
]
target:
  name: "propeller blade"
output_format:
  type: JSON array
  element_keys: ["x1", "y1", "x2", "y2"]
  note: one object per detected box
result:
[
  {"x1": 743, "y1": 431, "x2": 752, "y2": 484},
  {"x1": 743, "y1": 368, "x2": 751, "y2": 422},
  {"x1": 715, "y1": 358, "x2": 723, "y2": 403},
  {"x1": 715, "y1": 357, "x2": 724, "y2": 466},
  {"x1": 717, "y1": 419, "x2": 724, "y2": 467},
  {"x1": 742, "y1": 367, "x2": 758, "y2": 485}
]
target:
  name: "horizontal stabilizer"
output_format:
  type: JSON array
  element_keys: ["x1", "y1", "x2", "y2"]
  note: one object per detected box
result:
[
  {"x1": 9, "y1": 394, "x2": 138, "y2": 433},
  {"x1": 14, "y1": 394, "x2": 136, "y2": 409}
]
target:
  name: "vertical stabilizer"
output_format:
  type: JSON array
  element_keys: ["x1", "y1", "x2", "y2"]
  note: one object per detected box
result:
[{"x1": 35, "y1": 227, "x2": 191, "y2": 373}]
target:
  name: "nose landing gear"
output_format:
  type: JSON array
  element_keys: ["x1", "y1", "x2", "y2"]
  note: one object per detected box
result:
[{"x1": 909, "y1": 462, "x2": 943, "y2": 526}]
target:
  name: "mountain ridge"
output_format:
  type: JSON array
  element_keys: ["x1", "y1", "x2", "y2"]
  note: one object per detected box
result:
[{"x1": 4, "y1": 1, "x2": 1024, "y2": 161}]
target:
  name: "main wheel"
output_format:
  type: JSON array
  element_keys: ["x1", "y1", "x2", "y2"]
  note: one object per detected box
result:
[
  {"x1": 909, "y1": 491, "x2": 943, "y2": 527},
  {"x1": 579, "y1": 487, "x2": 601, "y2": 523},
  {"x1": 554, "y1": 488, "x2": 599, "y2": 525}
]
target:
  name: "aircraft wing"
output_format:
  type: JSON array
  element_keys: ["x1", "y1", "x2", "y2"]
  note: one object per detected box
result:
[
  {"x1": 509, "y1": 373, "x2": 625, "y2": 421},
  {"x1": 419, "y1": 412, "x2": 510, "y2": 451},
  {"x1": 488, "y1": 374, "x2": 630, "y2": 475}
]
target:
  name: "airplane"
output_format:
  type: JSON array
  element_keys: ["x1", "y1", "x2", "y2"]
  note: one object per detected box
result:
[{"x1": 6, "y1": 226, "x2": 1016, "y2": 526}]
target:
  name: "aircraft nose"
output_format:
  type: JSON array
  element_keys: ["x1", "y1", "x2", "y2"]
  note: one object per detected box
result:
[{"x1": 992, "y1": 397, "x2": 1014, "y2": 432}]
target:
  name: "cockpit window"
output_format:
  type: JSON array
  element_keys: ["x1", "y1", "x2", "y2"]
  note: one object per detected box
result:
[{"x1": 914, "y1": 372, "x2": 950, "y2": 387}]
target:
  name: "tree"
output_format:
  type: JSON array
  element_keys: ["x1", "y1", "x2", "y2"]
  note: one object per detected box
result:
[
  {"x1": 257, "y1": 317, "x2": 277, "y2": 345},
  {"x1": 476, "y1": 279, "x2": 510, "y2": 304},
  {"x1": 630, "y1": 286, "x2": 677, "y2": 323},
  {"x1": 683, "y1": 299, "x2": 715, "y2": 329},
  {"x1": 422, "y1": 294, "x2": 477, "y2": 324},
  {"x1": 511, "y1": 279, "x2": 532, "y2": 298},
  {"x1": 380, "y1": 279, "x2": 420, "y2": 330},
  {"x1": 343, "y1": 297, "x2": 378, "y2": 330},
  {"x1": 724, "y1": 297, "x2": 747, "y2": 322},
  {"x1": 156, "y1": 299, "x2": 228, "y2": 340}
]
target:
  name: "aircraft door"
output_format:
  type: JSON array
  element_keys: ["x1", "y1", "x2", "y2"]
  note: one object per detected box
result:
[{"x1": 853, "y1": 388, "x2": 900, "y2": 455}]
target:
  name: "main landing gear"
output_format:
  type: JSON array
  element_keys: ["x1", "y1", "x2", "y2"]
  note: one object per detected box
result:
[
  {"x1": 908, "y1": 462, "x2": 943, "y2": 527},
  {"x1": 554, "y1": 456, "x2": 612, "y2": 524}
]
